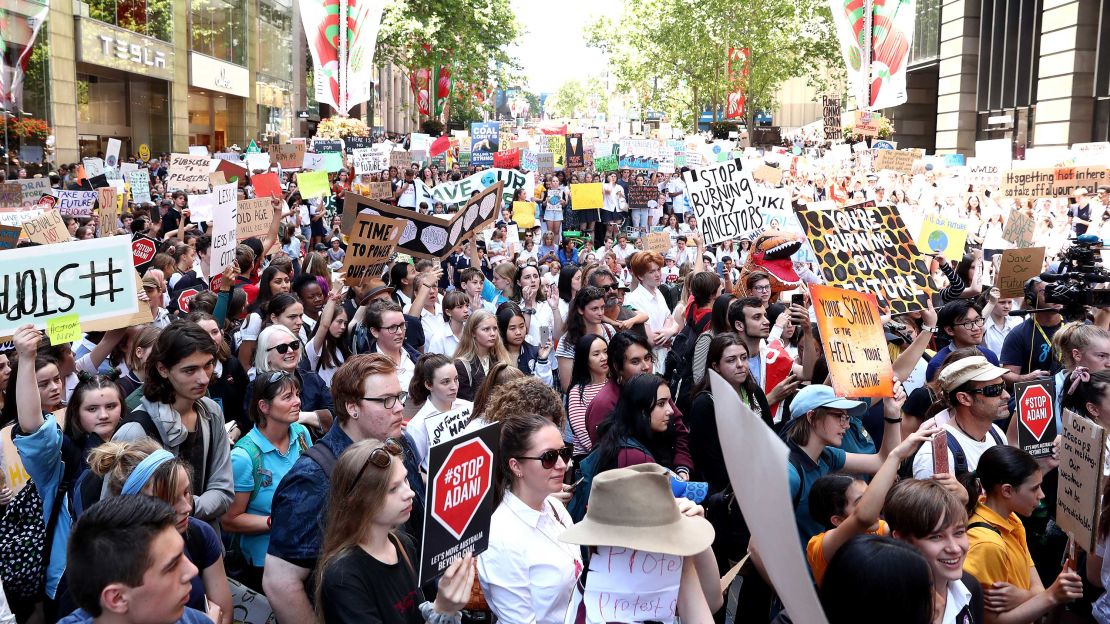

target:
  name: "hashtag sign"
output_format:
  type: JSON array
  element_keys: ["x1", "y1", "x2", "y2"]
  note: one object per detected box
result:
[{"x1": 78, "y1": 258, "x2": 125, "y2": 306}]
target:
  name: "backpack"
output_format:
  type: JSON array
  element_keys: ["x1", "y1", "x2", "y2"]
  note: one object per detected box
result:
[
  {"x1": 566, "y1": 437, "x2": 651, "y2": 522},
  {"x1": 947, "y1": 427, "x2": 1005, "y2": 475},
  {"x1": 664, "y1": 312, "x2": 712, "y2": 412},
  {"x1": 234, "y1": 424, "x2": 312, "y2": 503}
]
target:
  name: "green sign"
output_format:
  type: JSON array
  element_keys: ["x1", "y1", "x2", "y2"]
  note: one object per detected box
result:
[
  {"x1": 595, "y1": 154, "x2": 618, "y2": 172},
  {"x1": 246, "y1": 139, "x2": 260, "y2": 154}
]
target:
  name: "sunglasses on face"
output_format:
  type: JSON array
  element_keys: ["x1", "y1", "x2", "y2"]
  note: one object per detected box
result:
[
  {"x1": 346, "y1": 438, "x2": 404, "y2": 495},
  {"x1": 515, "y1": 445, "x2": 574, "y2": 469},
  {"x1": 966, "y1": 382, "x2": 1006, "y2": 398},
  {"x1": 267, "y1": 341, "x2": 301, "y2": 354}
]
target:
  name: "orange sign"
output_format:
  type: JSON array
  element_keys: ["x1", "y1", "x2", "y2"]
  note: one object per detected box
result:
[{"x1": 810, "y1": 284, "x2": 894, "y2": 398}]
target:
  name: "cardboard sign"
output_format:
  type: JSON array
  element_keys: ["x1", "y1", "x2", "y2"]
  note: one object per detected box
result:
[
  {"x1": 296, "y1": 171, "x2": 330, "y2": 199},
  {"x1": 0, "y1": 225, "x2": 20, "y2": 250},
  {"x1": 0, "y1": 236, "x2": 140, "y2": 336},
  {"x1": 423, "y1": 406, "x2": 475, "y2": 449},
  {"x1": 810, "y1": 284, "x2": 895, "y2": 398},
  {"x1": 366, "y1": 181, "x2": 393, "y2": 200},
  {"x1": 236, "y1": 198, "x2": 276, "y2": 240},
  {"x1": 753, "y1": 165, "x2": 783, "y2": 185},
  {"x1": 209, "y1": 183, "x2": 238, "y2": 276},
  {"x1": 875, "y1": 150, "x2": 917, "y2": 175},
  {"x1": 0, "y1": 183, "x2": 23, "y2": 206},
  {"x1": 419, "y1": 421, "x2": 500, "y2": 584},
  {"x1": 1001, "y1": 208, "x2": 1036, "y2": 247},
  {"x1": 273, "y1": 143, "x2": 306, "y2": 170},
  {"x1": 129, "y1": 170, "x2": 152, "y2": 204},
  {"x1": 251, "y1": 172, "x2": 283, "y2": 199},
  {"x1": 1058, "y1": 409, "x2": 1106, "y2": 553},
  {"x1": 16, "y1": 178, "x2": 51, "y2": 204},
  {"x1": 536, "y1": 152, "x2": 555, "y2": 175},
  {"x1": 23, "y1": 209, "x2": 71, "y2": 245},
  {"x1": 710, "y1": 371, "x2": 829, "y2": 624},
  {"x1": 795, "y1": 200, "x2": 930, "y2": 315},
  {"x1": 570, "y1": 183, "x2": 603, "y2": 210},
  {"x1": 209, "y1": 172, "x2": 227, "y2": 187},
  {"x1": 582, "y1": 546, "x2": 681, "y2": 623},
  {"x1": 644, "y1": 232, "x2": 671, "y2": 255},
  {"x1": 916, "y1": 214, "x2": 969, "y2": 259},
  {"x1": 682, "y1": 159, "x2": 768, "y2": 246},
  {"x1": 390, "y1": 150, "x2": 411, "y2": 169},
  {"x1": 97, "y1": 188, "x2": 119, "y2": 235},
  {"x1": 1015, "y1": 378, "x2": 1057, "y2": 458},
  {"x1": 56, "y1": 190, "x2": 98, "y2": 218},
  {"x1": 344, "y1": 182, "x2": 504, "y2": 260},
  {"x1": 852, "y1": 110, "x2": 881, "y2": 137},
  {"x1": 996, "y1": 247, "x2": 1046, "y2": 298},
  {"x1": 167, "y1": 154, "x2": 211, "y2": 192},
  {"x1": 1052, "y1": 166, "x2": 1108, "y2": 197},
  {"x1": 626, "y1": 184, "x2": 657, "y2": 210},
  {"x1": 340, "y1": 213, "x2": 404, "y2": 285},
  {"x1": 512, "y1": 201, "x2": 535, "y2": 229}
]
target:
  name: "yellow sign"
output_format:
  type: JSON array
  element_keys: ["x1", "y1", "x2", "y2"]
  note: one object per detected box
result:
[
  {"x1": 512, "y1": 201, "x2": 535, "y2": 228},
  {"x1": 139, "y1": 143, "x2": 151, "y2": 161},
  {"x1": 47, "y1": 313, "x2": 83, "y2": 346},
  {"x1": 810, "y1": 284, "x2": 894, "y2": 398},
  {"x1": 570, "y1": 182, "x2": 603, "y2": 210},
  {"x1": 296, "y1": 170, "x2": 330, "y2": 199},
  {"x1": 916, "y1": 214, "x2": 969, "y2": 259}
]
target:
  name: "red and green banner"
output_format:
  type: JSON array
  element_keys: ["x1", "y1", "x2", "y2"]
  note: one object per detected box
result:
[
  {"x1": 0, "y1": 0, "x2": 50, "y2": 112},
  {"x1": 299, "y1": 0, "x2": 385, "y2": 114},
  {"x1": 828, "y1": 0, "x2": 914, "y2": 110}
]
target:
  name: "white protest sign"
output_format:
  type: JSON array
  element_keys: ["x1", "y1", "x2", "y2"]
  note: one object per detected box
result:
[
  {"x1": 1072, "y1": 142, "x2": 1110, "y2": 166},
  {"x1": 188, "y1": 145, "x2": 209, "y2": 157},
  {"x1": 582, "y1": 546, "x2": 681, "y2": 624},
  {"x1": 120, "y1": 162, "x2": 139, "y2": 175},
  {"x1": 56, "y1": 190, "x2": 98, "y2": 217},
  {"x1": 710, "y1": 370, "x2": 828, "y2": 624},
  {"x1": 82, "y1": 157, "x2": 105, "y2": 179},
  {"x1": 0, "y1": 208, "x2": 43, "y2": 227},
  {"x1": 302, "y1": 153, "x2": 327, "y2": 171},
  {"x1": 245, "y1": 152, "x2": 271, "y2": 173},
  {"x1": 105, "y1": 138, "x2": 122, "y2": 168},
  {"x1": 168, "y1": 154, "x2": 212, "y2": 192},
  {"x1": 188, "y1": 192, "x2": 217, "y2": 223},
  {"x1": 129, "y1": 170, "x2": 152, "y2": 204},
  {"x1": 966, "y1": 158, "x2": 1006, "y2": 188},
  {"x1": 353, "y1": 148, "x2": 389, "y2": 175},
  {"x1": 210, "y1": 183, "x2": 238, "y2": 276},
  {"x1": 681, "y1": 159, "x2": 766, "y2": 246},
  {"x1": 424, "y1": 406, "x2": 474, "y2": 450}
]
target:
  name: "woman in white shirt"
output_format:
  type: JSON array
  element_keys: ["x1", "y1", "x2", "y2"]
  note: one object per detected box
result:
[
  {"x1": 514, "y1": 264, "x2": 562, "y2": 348},
  {"x1": 405, "y1": 353, "x2": 473, "y2": 470},
  {"x1": 478, "y1": 413, "x2": 580, "y2": 624}
]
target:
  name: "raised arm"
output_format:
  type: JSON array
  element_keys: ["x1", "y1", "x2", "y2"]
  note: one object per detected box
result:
[{"x1": 14, "y1": 324, "x2": 45, "y2": 433}]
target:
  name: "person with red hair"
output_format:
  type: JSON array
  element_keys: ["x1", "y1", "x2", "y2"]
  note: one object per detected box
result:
[{"x1": 624, "y1": 251, "x2": 680, "y2": 374}]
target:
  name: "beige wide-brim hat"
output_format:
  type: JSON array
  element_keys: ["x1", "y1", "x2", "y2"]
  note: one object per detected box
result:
[{"x1": 559, "y1": 463, "x2": 715, "y2": 557}]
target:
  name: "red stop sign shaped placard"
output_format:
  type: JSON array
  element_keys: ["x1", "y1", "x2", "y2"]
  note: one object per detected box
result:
[
  {"x1": 133, "y1": 237, "x2": 156, "y2": 267},
  {"x1": 1019, "y1": 385, "x2": 1053, "y2": 440},
  {"x1": 432, "y1": 438, "x2": 493, "y2": 539}
]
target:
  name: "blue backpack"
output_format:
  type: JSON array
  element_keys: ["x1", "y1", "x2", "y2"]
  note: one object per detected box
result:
[{"x1": 567, "y1": 437, "x2": 651, "y2": 522}]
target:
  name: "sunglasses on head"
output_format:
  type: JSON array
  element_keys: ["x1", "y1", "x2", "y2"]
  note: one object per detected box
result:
[
  {"x1": 965, "y1": 382, "x2": 1005, "y2": 398},
  {"x1": 346, "y1": 438, "x2": 404, "y2": 495},
  {"x1": 515, "y1": 445, "x2": 574, "y2": 469},
  {"x1": 266, "y1": 340, "x2": 301, "y2": 354}
]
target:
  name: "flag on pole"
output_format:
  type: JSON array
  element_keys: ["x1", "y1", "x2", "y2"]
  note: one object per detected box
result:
[
  {"x1": 299, "y1": 0, "x2": 385, "y2": 114},
  {"x1": 828, "y1": 0, "x2": 914, "y2": 110},
  {"x1": 0, "y1": 1, "x2": 50, "y2": 112}
]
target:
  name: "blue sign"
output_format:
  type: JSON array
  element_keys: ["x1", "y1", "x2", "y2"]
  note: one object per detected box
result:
[
  {"x1": 943, "y1": 153, "x2": 966, "y2": 167},
  {"x1": 470, "y1": 122, "x2": 500, "y2": 168},
  {"x1": 872, "y1": 140, "x2": 896, "y2": 150}
]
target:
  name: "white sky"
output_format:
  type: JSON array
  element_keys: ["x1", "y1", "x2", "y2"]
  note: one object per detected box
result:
[{"x1": 508, "y1": 0, "x2": 621, "y2": 94}]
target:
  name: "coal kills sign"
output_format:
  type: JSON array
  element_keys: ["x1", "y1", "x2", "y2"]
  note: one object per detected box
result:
[
  {"x1": 420, "y1": 421, "x2": 499, "y2": 584},
  {"x1": 682, "y1": 158, "x2": 767, "y2": 246},
  {"x1": 1016, "y1": 378, "x2": 1057, "y2": 458}
]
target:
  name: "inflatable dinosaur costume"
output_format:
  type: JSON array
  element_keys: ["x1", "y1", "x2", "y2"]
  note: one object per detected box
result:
[{"x1": 734, "y1": 229, "x2": 805, "y2": 299}]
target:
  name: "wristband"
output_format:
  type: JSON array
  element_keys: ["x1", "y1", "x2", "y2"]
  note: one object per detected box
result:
[
  {"x1": 922, "y1": 326, "x2": 938, "y2": 334},
  {"x1": 419, "y1": 602, "x2": 462, "y2": 624},
  {"x1": 883, "y1": 417, "x2": 903, "y2": 424},
  {"x1": 266, "y1": 515, "x2": 272, "y2": 528}
]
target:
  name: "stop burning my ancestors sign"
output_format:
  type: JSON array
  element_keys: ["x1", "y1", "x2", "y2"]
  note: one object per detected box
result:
[{"x1": 682, "y1": 159, "x2": 767, "y2": 246}]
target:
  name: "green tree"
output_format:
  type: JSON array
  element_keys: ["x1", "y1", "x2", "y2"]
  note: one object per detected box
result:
[
  {"x1": 586, "y1": 0, "x2": 841, "y2": 132},
  {"x1": 546, "y1": 79, "x2": 585, "y2": 119}
]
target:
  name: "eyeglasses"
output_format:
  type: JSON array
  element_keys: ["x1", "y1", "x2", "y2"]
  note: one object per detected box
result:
[
  {"x1": 266, "y1": 341, "x2": 301, "y2": 354},
  {"x1": 751, "y1": 284, "x2": 772, "y2": 293},
  {"x1": 515, "y1": 446, "x2": 574, "y2": 470},
  {"x1": 823, "y1": 410, "x2": 851, "y2": 424},
  {"x1": 377, "y1": 323, "x2": 406, "y2": 334},
  {"x1": 359, "y1": 391, "x2": 408, "y2": 409},
  {"x1": 954, "y1": 317, "x2": 986, "y2": 330},
  {"x1": 346, "y1": 438, "x2": 404, "y2": 495},
  {"x1": 965, "y1": 382, "x2": 1006, "y2": 398}
]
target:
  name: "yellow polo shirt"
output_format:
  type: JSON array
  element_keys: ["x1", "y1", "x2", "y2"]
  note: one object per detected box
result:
[
  {"x1": 964, "y1": 503, "x2": 1034, "y2": 589},
  {"x1": 806, "y1": 520, "x2": 889, "y2": 586}
]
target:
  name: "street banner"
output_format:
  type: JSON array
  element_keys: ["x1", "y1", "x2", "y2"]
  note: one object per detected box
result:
[
  {"x1": 0, "y1": 236, "x2": 140, "y2": 336},
  {"x1": 681, "y1": 158, "x2": 768, "y2": 246},
  {"x1": 209, "y1": 184, "x2": 238, "y2": 276},
  {"x1": 168, "y1": 154, "x2": 212, "y2": 192},
  {"x1": 0, "y1": 0, "x2": 49, "y2": 111},
  {"x1": 570, "y1": 183, "x2": 603, "y2": 210},
  {"x1": 56, "y1": 190, "x2": 97, "y2": 218},
  {"x1": 916, "y1": 214, "x2": 969, "y2": 259},
  {"x1": 1015, "y1": 378, "x2": 1057, "y2": 459},
  {"x1": 996, "y1": 247, "x2": 1046, "y2": 299},
  {"x1": 794, "y1": 200, "x2": 930, "y2": 314},
  {"x1": 471, "y1": 122, "x2": 500, "y2": 167},
  {"x1": 345, "y1": 182, "x2": 504, "y2": 260},
  {"x1": 1058, "y1": 409, "x2": 1105, "y2": 553},
  {"x1": 236, "y1": 198, "x2": 277, "y2": 241},
  {"x1": 419, "y1": 421, "x2": 500, "y2": 584},
  {"x1": 412, "y1": 168, "x2": 531, "y2": 210},
  {"x1": 341, "y1": 213, "x2": 404, "y2": 285},
  {"x1": 810, "y1": 284, "x2": 895, "y2": 398},
  {"x1": 299, "y1": 0, "x2": 385, "y2": 114},
  {"x1": 829, "y1": 0, "x2": 914, "y2": 110}
]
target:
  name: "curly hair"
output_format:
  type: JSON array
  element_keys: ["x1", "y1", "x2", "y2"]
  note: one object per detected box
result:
[{"x1": 480, "y1": 376, "x2": 565, "y2": 429}]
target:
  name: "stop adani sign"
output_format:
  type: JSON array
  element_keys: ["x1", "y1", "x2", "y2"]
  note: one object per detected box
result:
[
  {"x1": 1016, "y1": 378, "x2": 1057, "y2": 458},
  {"x1": 420, "y1": 421, "x2": 500, "y2": 584}
]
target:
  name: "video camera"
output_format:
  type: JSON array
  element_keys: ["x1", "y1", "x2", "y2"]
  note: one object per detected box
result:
[{"x1": 1039, "y1": 234, "x2": 1110, "y2": 320}]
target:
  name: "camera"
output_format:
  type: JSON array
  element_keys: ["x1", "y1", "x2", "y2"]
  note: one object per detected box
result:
[{"x1": 1041, "y1": 234, "x2": 1110, "y2": 320}]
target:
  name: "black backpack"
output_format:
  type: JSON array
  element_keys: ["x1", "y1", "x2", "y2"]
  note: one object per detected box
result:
[{"x1": 664, "y1": 312, "x2": 712, "y2": 412}]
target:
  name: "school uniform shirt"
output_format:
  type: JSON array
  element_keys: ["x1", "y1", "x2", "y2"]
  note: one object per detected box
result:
[
  {"x1": 943, "y1": 578, "x2": 978, "y2": 624},
  {"x1": 806, "y1": 520, "x2": 890, "y2": 586},
  {"x1": 522, "y1": 299, "x2": 557, "y2": 348},
  {"x1": 911, "y1": 421, "x2": 1006, "y2": 479},
  {"x1": 623, "y1": 284, "x2": 671, "y2": 374},
  {"x1": 926, "y1": 344, "x2": 1000, "y2": 382},
  {"x1": 425, "y1": 324, "x2": 462, "y2": 357},
  {"x1": 963, "y1": 503, "x2": 1035, "y2": 589},
  {"x1": 478, "y1": 493, "x2": 581, "y2": 624},
  {"x1": 984, "y1": 316, "x2": 1022, "y2": 358}
]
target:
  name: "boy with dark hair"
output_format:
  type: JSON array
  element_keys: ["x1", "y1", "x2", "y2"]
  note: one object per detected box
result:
[{"x1": 61, "y1": 495, "x2": 216, "y2": 623}]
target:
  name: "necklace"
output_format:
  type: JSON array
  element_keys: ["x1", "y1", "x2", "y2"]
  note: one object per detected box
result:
[{"x1": 952, "y1": 417, "x2": 985, "y2": 443}]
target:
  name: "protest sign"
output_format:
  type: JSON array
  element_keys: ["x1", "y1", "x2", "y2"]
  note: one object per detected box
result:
[
  {"x1": 594, "y1": 153, "x2": 618, "y2": 173},
  {"x1": 644, "y1": 232, "x2": 671, "y2": 255},
  {"x1": 105, "y1": 138, "x2": 121, "y2": 168},
  {"x1": 297, "y1": 171, "x2": 330, "y2": 199},
  {"x1": 83, "y1": 157, "x2": 106, "y2": 179},
  {"x1": 545, "y1": 135, "x2": 567, "y2": 169},
  {"x1": 16, "y1": 178, "x2": 51, "y2": 204},
  {"x1": 810, "y1": 284, "x2": 895, "y2": 398},
  {"x1": 344, "y1": 182, "x2": 504, "y2": 261},
  {"x1": 852, "y1": 111, "x2": 881, "y2": 137},
  {"x1": 795, "y1": 200, "x2": 930, "y2": 315},
  {"x1": 366, "y1": 182, "x2": 393, "y2": 200},
  {"x1": 565, "y1": 133, "x2": 585, "y2": 169},
  {"x1": 215, "y1": 157, "x2": 249, "y2": 184},
  {"x1": 129, "y1": 170, "x2": 152, "y2": 204},
  {"x1": 273, "y1": 144, "x2": 305, "y2": 170},
  {"x1": 875, "y1": 150, "x2": 917, "y2": 175},
  {"x1": 681, "y1": 159, "x2": 768, "y2": 246},
  {"x1": 471, "y1": 122, "x2": 500, "y2": 167},
  {"x1": 209, "y1": 172, "x2": 227, "y2": 187},
  {"x1": 423, "y1": 406, "x2": 475, "y2": 449},
  {"x1": 343, "y1": 136, "x2": 374, "y2": 153},
  {"x1": 236, "y1": 198, "x2": 276, "y2": 240},
  {"x1": 1000, "y1": 168, "x2": 1055, "y2": 198},
  {"x1": 493, "y1": 149, "x2": 520, "y2": 169},
  {"x1": 341, "y1": 213, "x2": 404, "y2": 285},
  {"x1": 1015, "y1": 378, "x2": 1057, "y2": 459},
  {"x1": 752, "y1": 165, "x2": 783, "y2": 186},
  {"x1": 412, "y1": 169, "x2": 531, "y2": 210},
  {"x1": 512, "y1": 201, "x2": 535, "y2": 229},
  {"x1": 88, "y1": 174, "x2": 110, "y2": 189},
  {"x1": 311, "y1": 139, "x2": 343, "y2": 154},
  {"x1": 570, "y1": 183, "x2": 603, "y2": 210},
  {"x1": 1073, "y1": 142, "x2": 1110, "y2": 166},
  {"x1": 966, "y1": 160, "x2": 1004, "y2": 187},
  {"x1": 97, "y1": 188, "x2": 119, "y2": 235},
  {"x1": 1052, "y1": 166, "x2": 1108, "y2": 197},
  {"x1": 167, "y1": 154, "x2": 212, "y2": 192},
  {"x1": 420, "y1": 421, "x2": 500, "y2": 584},
  {"x1": 619, "y1": 139, "x2": 659, "y2": 171},
  {"x1": 352, "y1": 148, "x2": 389, "y2": 175},
  {"x1": 1001, "y1": 208, "x2": 1037, "y2": 247},
  {"x1": 301, "y1": 153, "x2": 326, "y2": 171},
  {"x1": 188, "y1": 146, "x2": 208, "y2": 157},
  {"x1": 188, "y1": 192, "x2": 217, "y2": 223},
  {"x1": 56, "y1": 190, "x2": 97, "y2": 218},
  {"x1": 209, "y1": 183, "x2": 238, "y2": 276},
  {"x1": 0, "y1": 183, "x2": 22, "y2": 206},
  {"x1": 521, "y1": 149, "x2": 538, "y2": 172},
  {"x1": 916, "y1": 214, "x2": 969, "y2": 259},
  {"x1": 822, "y1": 96, "x2": 842, "y2": 141},
  {"x1": 251, "y1": 172, "x2": 283, "y2": 198},
  {"x1": 1058, "y1": 409, "x2": 1106, "y2": 553},
  {"x1": 47, "y1": 314, "x2": 82, "y2": 346},
  {"x1": 0, "y1": 225, "x2": 20, "y2": 250},
  {"x1": 996, "y1": 247, "x2": 1046, "y2": 298},
  {"x1": 711, "y1": 370, "x2": 829, "y2": 624},
  {"x1": 132, "y1": 235, "x2": 158, "y2": 272},
  {"x1": 582, "y1": 546, "x2": 681, "y2": 623},
  {"x1": 23, "y1": 209, "x2": 70, "y2": 244},
  {"x1": 0, "y1": 236, "x2": 139, "y2": 336},
  {"x1": 626, "y1": 184, "x2": 657, "y2": 210},
  {"x1": 536, "y1": 152, "x2": 555, "y2": 175},
  {"x1": 320, "y1": 152, "x2": 345, "y2": 173},
  {"x1": 390, "y1": 150, "x2": 411, "y2": 169},
  {"x1": 0, "y1": 208, "x2": 42, "y2": 228}
]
